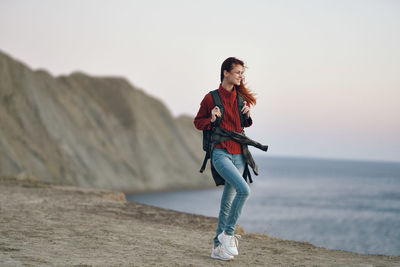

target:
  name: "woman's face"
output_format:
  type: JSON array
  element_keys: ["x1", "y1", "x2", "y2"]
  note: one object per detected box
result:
[{"x1": 224, "y1": 64, "x2": 245, "y2": 86}]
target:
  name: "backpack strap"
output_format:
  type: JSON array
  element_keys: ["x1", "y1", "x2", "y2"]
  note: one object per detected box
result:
[
  {"x1": 199, "y1": 89, "x2": 221, "y2": 173},
  {"x1": 211, "y1": 87, "x2": 247, "y2": 127},
  {"x1": 236, "y1": 91, "x2": 246, "y2": 128},
  {"x1": 210, "y1": 89, "x2": 224, "y2": 126}
]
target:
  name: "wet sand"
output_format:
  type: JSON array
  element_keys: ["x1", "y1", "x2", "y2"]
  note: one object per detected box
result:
[{"x1": 1, "y1": 176, "x2": 399, "y2": 266}]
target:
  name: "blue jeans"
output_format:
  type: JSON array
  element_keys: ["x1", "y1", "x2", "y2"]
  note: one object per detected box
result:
[{"x1": 212, "y1": 148, "x2": 250, "y2": 247}]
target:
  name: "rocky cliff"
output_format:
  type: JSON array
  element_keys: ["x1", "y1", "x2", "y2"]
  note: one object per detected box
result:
[{"x1": 0, "y1": 50, "x2": 213, "y2": 192}]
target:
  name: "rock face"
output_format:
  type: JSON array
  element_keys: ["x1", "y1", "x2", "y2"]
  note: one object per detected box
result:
[{"x1": 0, "y1": 50, "x2": 213, "y2": 192}]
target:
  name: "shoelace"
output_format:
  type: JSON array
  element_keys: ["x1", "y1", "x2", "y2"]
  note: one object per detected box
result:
[{"x1": 230, "y1": 234, "x2": 241, "y2": 248}]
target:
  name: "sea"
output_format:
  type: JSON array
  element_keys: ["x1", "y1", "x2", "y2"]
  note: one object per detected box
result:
[{"x1": 126, "y1": 155, "x2": 400, "y2": 256}]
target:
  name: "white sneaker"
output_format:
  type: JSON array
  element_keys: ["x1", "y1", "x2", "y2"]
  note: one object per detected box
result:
[
  {"x1": 218, "y1": 232, "x2": 240, "y2": 256},
  {"x1": 211, "y1": 244, "x2": 234, "y2": 261}
]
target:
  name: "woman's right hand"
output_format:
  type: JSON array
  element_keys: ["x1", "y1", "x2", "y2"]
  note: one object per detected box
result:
[{"x1": 211, "y1": 106, "x2": 221, "y2": 123}]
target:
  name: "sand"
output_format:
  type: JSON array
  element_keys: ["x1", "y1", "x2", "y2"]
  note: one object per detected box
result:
[{"x1": 1, "y1": 176, "x2": 399, "y2": 266}]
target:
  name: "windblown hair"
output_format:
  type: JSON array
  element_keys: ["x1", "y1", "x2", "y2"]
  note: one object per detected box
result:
[{"x1": 220, "y1": 57, "x2": 256, "y2": 106}]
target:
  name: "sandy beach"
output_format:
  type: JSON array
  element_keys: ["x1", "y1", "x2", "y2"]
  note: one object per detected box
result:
[{"x1": 1, "y1": 176, "x2": 399, "y2": 266}]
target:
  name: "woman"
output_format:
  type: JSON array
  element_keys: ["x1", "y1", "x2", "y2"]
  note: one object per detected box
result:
[{"x1": 194, "y1": 57, "x2": 256, "y2": 261}]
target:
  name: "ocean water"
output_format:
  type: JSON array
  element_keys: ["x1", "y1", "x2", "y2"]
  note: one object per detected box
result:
[{"x1": 126, "y1": 156, "x2": 400, "y2": 256}]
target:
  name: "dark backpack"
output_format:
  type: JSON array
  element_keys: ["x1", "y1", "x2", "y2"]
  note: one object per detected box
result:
[{"x1": 200, "y1": 88, "x2": 246, "y2": 172}]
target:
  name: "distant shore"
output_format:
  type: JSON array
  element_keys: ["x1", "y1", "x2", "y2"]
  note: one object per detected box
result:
[
  {"x1": 121, "y1": 183, "x2": 217, "y2": 195},
  {"x1": 1, "y1": 176, "x2": 399, "y2": 266}
]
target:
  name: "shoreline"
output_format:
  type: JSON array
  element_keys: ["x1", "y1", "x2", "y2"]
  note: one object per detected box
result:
[
  {"x1": 125, "y1": 183, "x2": 400, "y2": 258},
  {"x1": 1, "y1": 176, "x2": 399, "y2": 266},
  {"x1": 121, "y1": 183, "x2": 218, "y2": 196},
  {"x1": 124, "y1": 197, "x2": 400, "y2": 258}
]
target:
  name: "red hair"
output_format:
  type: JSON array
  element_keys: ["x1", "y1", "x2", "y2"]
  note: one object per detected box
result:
[{"x1": 220, "y1": 57, "x2": 257, "y2": 106}]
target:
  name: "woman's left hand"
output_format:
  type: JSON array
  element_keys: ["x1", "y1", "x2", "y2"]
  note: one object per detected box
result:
[{"x1": 241, "y1": 101, "x2": 250, "y2": 117}]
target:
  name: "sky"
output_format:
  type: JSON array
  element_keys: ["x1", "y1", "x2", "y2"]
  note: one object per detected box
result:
[{"x1": 1, "y1": 0, "x2": 399, "y2": 162}]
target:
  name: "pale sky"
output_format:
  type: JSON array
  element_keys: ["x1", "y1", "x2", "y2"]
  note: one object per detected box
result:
[{"x1": 1, "y1": 0, "x2": 399, "y2": 162}]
